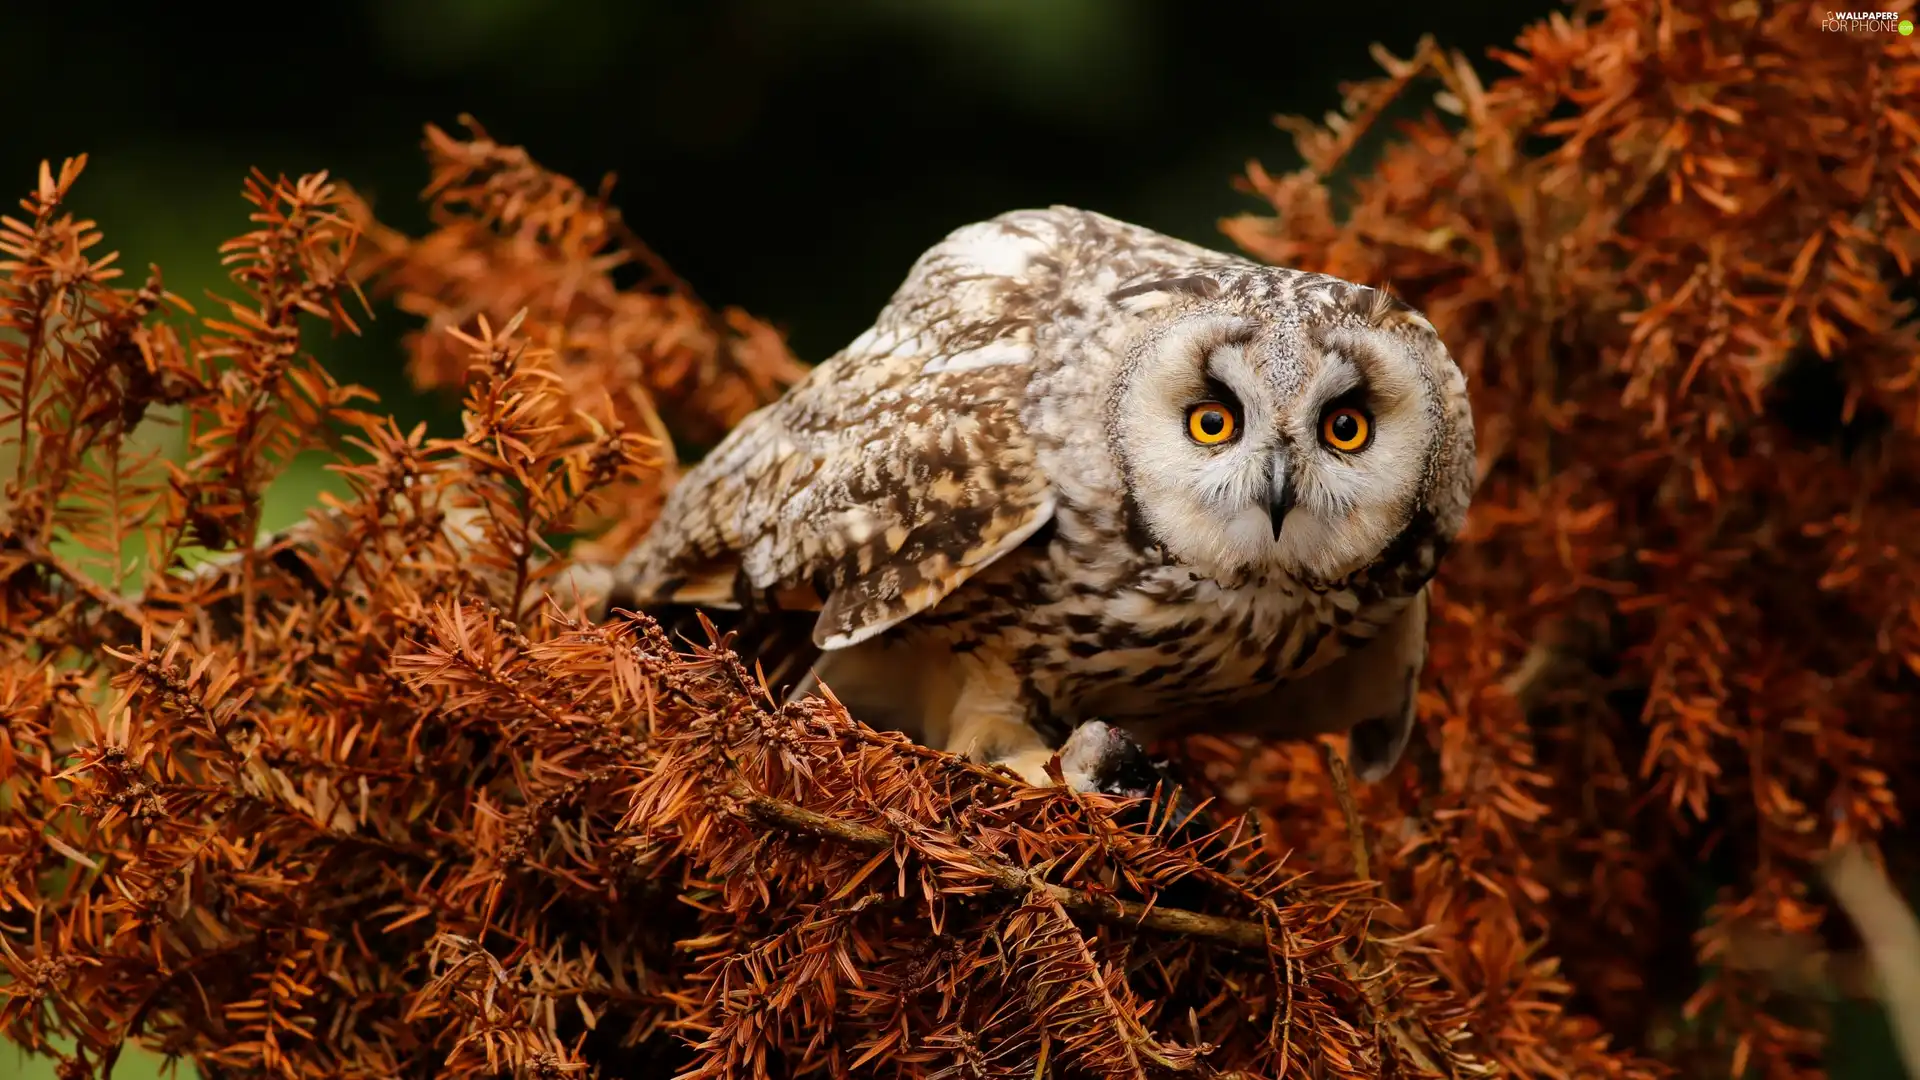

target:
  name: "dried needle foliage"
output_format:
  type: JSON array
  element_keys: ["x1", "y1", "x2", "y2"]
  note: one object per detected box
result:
[
  {"x1": 344, "y1": 118, "x2": 807, "y2": 558},
  {"x1": 0, "y1": 141, "x2": 1577, "y2": 1079},
  {"x1": 1213, "y1": 2, "x2": 1920, "y2": 1077}
]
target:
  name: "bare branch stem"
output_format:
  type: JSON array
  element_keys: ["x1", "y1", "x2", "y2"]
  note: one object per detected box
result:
[
  {"x1": 1317, "y1": 739, "x2": 1372, "y2": 887},
  {"x1": 22, "y1": 538, "x2": 156, "y2": 636},
  {"x1": 732, "y1": 788, "x2": 1272, "y2": 950}
]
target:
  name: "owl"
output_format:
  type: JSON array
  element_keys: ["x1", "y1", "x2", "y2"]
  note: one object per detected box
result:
[{"x1": 602, "y1": 206, "x2": 1475, "y2": 793}]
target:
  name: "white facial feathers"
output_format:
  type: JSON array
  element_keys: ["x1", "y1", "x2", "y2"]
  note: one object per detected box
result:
[
  {"x1": 1108, "y1": 293, "x2": 1446, "y2": 586},
  {"x1": 1111, "y1": 316, "x2": 1276, "y2": 571}
]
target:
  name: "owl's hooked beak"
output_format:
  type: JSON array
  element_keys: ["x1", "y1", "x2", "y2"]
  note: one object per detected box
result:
[{"x1": 1267, "y1": 451, "x2": 1296, "y2": 540}]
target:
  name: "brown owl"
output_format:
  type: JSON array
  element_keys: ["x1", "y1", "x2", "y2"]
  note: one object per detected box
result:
[{"x1": 603, "y1": 206, "x2": 1475, "y2": 792}]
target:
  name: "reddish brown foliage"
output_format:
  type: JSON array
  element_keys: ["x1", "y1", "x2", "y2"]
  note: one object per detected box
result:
[
  {"x1": 344, "y1": 117, "x2": 806, "y2": 560},
  {"x1": 0, "y1": 2, "x2": 1913, "y2": 1078},
  {"x1": 1214, "y1": 3, "x2": 1920, "y2": 1077}
]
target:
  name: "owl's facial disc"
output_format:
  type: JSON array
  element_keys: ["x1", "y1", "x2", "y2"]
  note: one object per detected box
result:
[{"x1": 1113, "y1": 309, "x2": 1436, "y2": 585}]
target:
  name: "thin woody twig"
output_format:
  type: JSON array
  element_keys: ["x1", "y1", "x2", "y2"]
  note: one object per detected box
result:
[
  {"x1": 1317, "y1": 739, "x2": 1372, "y2": 887},
  {"x1": 1312, "y1": 742, "x2": 1441, "y2": 1074},
  {"x1": 732, "y1": 789, "x2": 1273, "y2": 950},
  {"x1": 21, "y1": 539, "x2": 156, "y2": 636},
  {"x1": 1824, "y1": 845, "x2": 1920, "y2": 1080}
]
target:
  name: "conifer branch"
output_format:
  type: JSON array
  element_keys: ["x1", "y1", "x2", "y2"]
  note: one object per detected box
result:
[{"x1": 732, "y1": 789, "x2": 1273, "y2": 949}]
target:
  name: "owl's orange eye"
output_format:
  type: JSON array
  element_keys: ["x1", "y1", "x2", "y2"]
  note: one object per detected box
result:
[
  {"x1": 1186, "y1": 402, "x2": 1237, "y2": 445},
  {"x1": 1320, "y1": 406, "x2": 1372, "y2": 452}
]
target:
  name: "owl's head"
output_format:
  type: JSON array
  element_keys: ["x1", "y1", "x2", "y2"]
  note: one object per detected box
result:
[{"x1": 1104, "y1": 268, "x2": 1474, "y2": 587}]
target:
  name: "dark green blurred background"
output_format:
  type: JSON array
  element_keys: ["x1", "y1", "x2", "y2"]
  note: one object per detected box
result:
[
  {"x1": 5, "y1": 0, "x2": 1545, "y2": 448},
  {"x1": 10, "y1": 2, "x2": 1901, "y2": 1077}
]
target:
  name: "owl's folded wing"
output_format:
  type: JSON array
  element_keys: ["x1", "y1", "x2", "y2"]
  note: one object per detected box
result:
[{"x1": 607, "y1": 352, "x2": 1057, "y2": 652}]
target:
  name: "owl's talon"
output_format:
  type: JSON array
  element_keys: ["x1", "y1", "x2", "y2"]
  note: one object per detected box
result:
[{"x1": 1057, "y1": 720, "x2": 1164, "y2": 798}]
